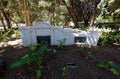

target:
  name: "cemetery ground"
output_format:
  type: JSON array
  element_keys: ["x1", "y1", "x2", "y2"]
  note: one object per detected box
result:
[{"x1": 0, "y1": 41, "x2": 120, "y2": 79}]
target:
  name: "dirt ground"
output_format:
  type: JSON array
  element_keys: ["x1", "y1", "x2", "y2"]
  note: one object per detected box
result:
[{"x1": 0, "y1": 44, "x2": 120, "y2": 79}]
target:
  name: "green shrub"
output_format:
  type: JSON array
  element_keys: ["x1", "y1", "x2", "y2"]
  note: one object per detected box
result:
[
  {"x1": 61, "y1": 67, "x2": 66, "y2": 77},
  {"x1": 98, "y1": 31, "x2": 120, "y2": 46},
  {"x1": 3, "y1": 45, "x2": 14, "y2": 51},
  {"x1": 117, "y1": 48, "x2": 120, "y2": 51},
  {"x1": 10, "y1": 42, "x2": 55, "y2": 79},
  {"x1": 58, "y1": 38, "x2": 66, "y2": 49},
  {"x1": 85, "y1": 52, "x2": 94, "y2": 59},
  {"x1": 98, "y1": 60, "x2": 120, "y2": 75},
  {"x1": 14, "y1": 30, "x2": 20, "y2": 38},
  {"x1": 0, "y1": 28, "x2": 15, "y2": 42}
]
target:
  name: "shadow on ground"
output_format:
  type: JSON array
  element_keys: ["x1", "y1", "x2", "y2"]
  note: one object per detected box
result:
[{"x1": 0, "y1": 44, "x2": 120, "y2": 79}]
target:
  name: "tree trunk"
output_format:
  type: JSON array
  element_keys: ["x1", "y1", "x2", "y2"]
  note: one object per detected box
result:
[
  {"x1": 90, "y1": 8, "x2": 96, "y2": 26},
  {"x1": 0, "y1": 2, "x2": 11, "y2": 29},
  {"x1": 2, "y1": 13, "x2": 11, "y2": 29},
  {"x1": 5, "y1": 12, "x2": 11, "y2": 29},
  {"x1": 22, "y1": 0, "x2": 31, "y2": 26},
  {"x1": 84, "y1": 19, "x2": 89, "y2": 27},
  {"x1": 62, "y1": 0, "x2": 79, "y2": 28},
  {"x1": 0, "y1": 12, "x2": 7, "y2": 31},
  {"x1": 22, "y1": 10, "x2": 31, "y2": 26},
  {"x1": 0, "y1": 19, "x2": 7, "y2": 31}
]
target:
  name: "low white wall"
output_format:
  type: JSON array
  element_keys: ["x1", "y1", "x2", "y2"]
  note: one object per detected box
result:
[
  {"x1": 19, "y1": 22, "x2": 100, "y2": 47},
  {"x1": 88, "y1": 30, "x2": 100, "y2": 46}
]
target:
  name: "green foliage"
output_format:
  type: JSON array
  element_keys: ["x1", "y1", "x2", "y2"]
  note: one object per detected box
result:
[
  {"x1": 57, "y1": 38, "x2": 66, "y2": 49},
  {"x1": 10, "y1": 44, "x2": 47, "y2": 68},
  {"x1": 1, "y1": 0, "x2": 120, "y2": 30},
  {"x1": 61, "y1": 67, "x2": 66, "y2": 77},
  {"x1": 86, "y1": 52, "x2": 94, "y2": 59},
  {"x1": 0, "y1": 28, "x2": 14, "y2": 42},
  {"x1": 110, "y1": 68, "x2": 119, "y2": 75},
  {"x1": 3, "y1": 45, "x2": 14, "y2": 51},
  {"x1": 79, "y1": 47, "x2": 85, "y2": 51},
  {"x1": 98, "y1": 60, "x2": 120, "y2": 75},
  {"x1": 97, "y1": 0, "x2": 110, "y2": 20},
  {"x1": 117, "y1": 48, "x2": 120, "y2": 51},
  {"x1": 10, "y1": 54, "x2": 35, "y2": 68},
  {"x1": 36, "y1": 69, "x2": 42, "y2": 79},
  {"x1": 98, "y1": 32, "x2": 111, "y2": 46},
  {"x1": 14, "y1": 30, "x2": 20, "y2": 38},
  {"x1": 16, "y1": 16, "x2": 25, "y2": 23},
  {"x1": 0, "y1": 28, "x2": 20, "y2": 42},
  {"x1": 38, "y1": 41, "x2": 56, "y2": 53},
  {"x1": 97, "y1": 0, "x2": 120, "y2": 23},
  {"x1": 79, "y1": 45, "x2": 88, "y2": 51},
  {"x1": 46, "y1": 48, "x2": 56, "y2": 53},
  {"x1": 10, "y1": 41, "x2": 54, "y2": 79},
  {"x1": 112, "y1": 8, "x2": 120, "y2": 21},
  {"x1": 29, "y1": 44, "x2": 36, "y2": 52},
  {"x1": 98, "y1": 31, "x2": 120, "y2": 46}
]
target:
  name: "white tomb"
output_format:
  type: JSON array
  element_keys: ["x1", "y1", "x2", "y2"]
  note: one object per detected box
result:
[{"x1": 19, "y1": 22, "x2": 100, "y2": 47}]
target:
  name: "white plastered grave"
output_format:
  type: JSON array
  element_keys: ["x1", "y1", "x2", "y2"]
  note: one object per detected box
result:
[{"x1": 19, "y1": 22, "x2": 100, "y2": 47}]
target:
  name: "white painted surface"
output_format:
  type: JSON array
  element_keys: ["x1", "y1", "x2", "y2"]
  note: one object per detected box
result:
[
  {"x1": 54, "y1": 28, "x2": 64, "y2": 45},
  {"x1": 88, "y1": 30, "x2": 100, "y2": 46},
  {"x1": 19, "y1": 22, "x2": 100, "y2": 47},
  {"x1": 33, "y1": 22, "x2": 51, "y2": 29},
  {"x1": 19, "y1": 29, "x2": 28, "y2": 47},
  {"x1": 36, "y1": 29, "x2": 51, "y2": 36},
  {"x1": 31, "y1": 29, "x2": 37, "y2": 45}
]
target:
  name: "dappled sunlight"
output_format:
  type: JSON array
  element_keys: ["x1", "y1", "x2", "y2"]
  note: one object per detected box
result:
[
  {"x1": 0, "y1": 0, "x2": 120, "y2": 78},
  {"x1": 0, "y1": 39, "x2": 22, "y2": 48}
]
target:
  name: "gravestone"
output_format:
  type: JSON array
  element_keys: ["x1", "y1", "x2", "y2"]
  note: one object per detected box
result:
[{"x1": 19, "y1": 22, "x2": 100, "y2": 47}]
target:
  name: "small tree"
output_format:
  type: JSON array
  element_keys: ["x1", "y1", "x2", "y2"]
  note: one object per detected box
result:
[
  {"x1": 0, "y1": 0, "x2": 12, "y2": 29},
  {"x1": 62, "y1": 0, "x2": 100, "y2": 27}
]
